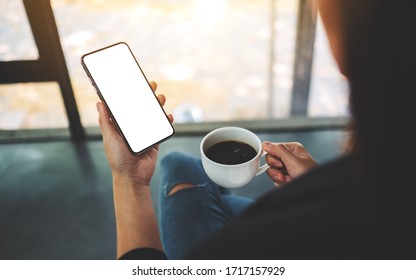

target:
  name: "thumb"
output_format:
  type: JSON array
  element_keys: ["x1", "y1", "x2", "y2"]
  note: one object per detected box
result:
[{"x1": 96, "y1": 102, "x2": 118, "y2": 139}]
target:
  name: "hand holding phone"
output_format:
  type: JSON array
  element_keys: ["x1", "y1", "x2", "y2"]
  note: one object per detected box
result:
[{"x1": 81, "y1": 42, "x2": 175, "y2": 154}]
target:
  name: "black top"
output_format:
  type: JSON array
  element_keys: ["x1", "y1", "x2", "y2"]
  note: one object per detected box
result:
[{"x1": 120, "y1": 154, "x2": 375, "y2": 260}]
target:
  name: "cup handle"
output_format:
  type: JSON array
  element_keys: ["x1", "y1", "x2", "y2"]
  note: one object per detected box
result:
[{"x1": 255, "y1": 150, "x2": 270, "y2": 176}]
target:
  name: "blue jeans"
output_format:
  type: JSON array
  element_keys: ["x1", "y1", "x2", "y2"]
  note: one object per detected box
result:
[{"x1": 158, "y1": 151, "x2": 254, "y2": 259}]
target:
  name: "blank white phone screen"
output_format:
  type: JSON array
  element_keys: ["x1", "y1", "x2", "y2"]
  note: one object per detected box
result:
[{"x1": 82, "y1": 42, "x2": 174, "y2": 154}]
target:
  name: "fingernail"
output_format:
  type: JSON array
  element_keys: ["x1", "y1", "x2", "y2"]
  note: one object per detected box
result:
[
  {"x1": 274, "y1": 182, "x2": 283, "y2": 188},
  {"x1": 96, "y1": 103, "x2": 100, "y2": 112},
  {"x1": 263, "y1": 141, "x2": 272, "y2": 147}
]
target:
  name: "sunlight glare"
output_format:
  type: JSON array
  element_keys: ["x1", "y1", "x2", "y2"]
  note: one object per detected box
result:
[{"x1": 195, "y1": 0, "x2": 227, "y2": 26}]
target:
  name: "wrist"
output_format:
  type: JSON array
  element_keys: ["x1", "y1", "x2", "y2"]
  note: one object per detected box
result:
[
  {"x1": 112, "y1": 174, "x2": 152, "y2": 205},
  {"x1": 112, "y1": 172, "x2": 150, "y2": 188}
]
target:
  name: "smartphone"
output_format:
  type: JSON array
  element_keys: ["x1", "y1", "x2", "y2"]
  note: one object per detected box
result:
[{"x1": 81, "y1": 42, "x2": 175, "y2": 154}]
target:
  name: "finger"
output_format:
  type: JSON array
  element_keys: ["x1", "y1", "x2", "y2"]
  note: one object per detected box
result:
[
  {"x1": 273, "y1": 179, "x2": 285, "y2": 187},
  {"x1": 157, "y1": 94, "x2": 166, "y2": 106},
  {"x1": 156, "y1": 95, "x2": 174, "y2": 123},
  {"x1": 263, "y1": 141, "x2": 287, "y2": 156},
  {"x1": 266, "y1": 154, "x2": 284, "y2": 168},
  {"x1": 274, "y1": 182, "x2": 285, "y2": 189},
  {"x1": 150, "y1": 81, "x2": 157, "y2": 92},
  {"x1": 263, "y1": 141, "x2": 298, "y2": 164},
  {"x1": 97, "y1": 102, "x2": 110, "y2": 127},
  {"x1": 96, "y1": 102, "x2": 118, "y2": 139},
  {"x1": 273, "y1": 174, "x2": 292, "y2": 188},
  {"x1": 267, "y1": 168, "x2": 286, "y2": 183},
  {"x1": 167, "y1": 113, "x2": 174, "y2": 123}
]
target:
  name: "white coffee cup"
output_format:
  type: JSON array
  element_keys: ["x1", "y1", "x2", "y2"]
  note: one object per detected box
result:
[{"x1": 200, "y1": 126, "x2": 269, "y2": 188}]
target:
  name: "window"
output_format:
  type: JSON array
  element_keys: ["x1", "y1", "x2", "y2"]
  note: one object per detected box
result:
[
  {"x1": 0, "y1": 0, "x2": 348, "y2": 133},
  {"x1": 53, "y1": 0, "x2": 300, "y2": 126},
  {"x1": 0, "y1": 0, "x2": 38, "y2": 61},
  {"x1": 0, "y1": 83, "x2": 67, "y2": 129},
  {"x1": 309, "y1": 14, "x2": 349, "y2": 117}
]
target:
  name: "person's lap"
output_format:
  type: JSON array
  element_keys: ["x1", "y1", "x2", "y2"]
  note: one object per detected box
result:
[{"x1": 158, "y1": 151, "x2": 254, "y2": 259}]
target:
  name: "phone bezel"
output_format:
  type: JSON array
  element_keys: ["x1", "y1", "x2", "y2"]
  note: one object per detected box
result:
[{"x1": 80, "y1": 42, "x2": 175, "y2": 155}]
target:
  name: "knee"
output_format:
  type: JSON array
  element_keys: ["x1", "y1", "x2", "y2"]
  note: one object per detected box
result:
[
  {"x1": 167, "y1": 183, "x2": 196, "y2": 196},
  {"x1": 159, "y1": 151, "x2": 202, "y2": 196},
  {"x1": 161, "y1": 151, "x2": 197, "y2": 169}
]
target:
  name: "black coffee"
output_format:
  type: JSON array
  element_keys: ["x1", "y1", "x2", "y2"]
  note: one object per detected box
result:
[{"x1": 205, "y1": 140, "x2": 257, "y2": 165}]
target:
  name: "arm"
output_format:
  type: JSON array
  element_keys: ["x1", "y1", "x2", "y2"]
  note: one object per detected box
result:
[
  {"x1": 111, "y1": 174, "x2": 162, "y2": 258},
  {"x1": 262, "y1": 141, "x2": 318, "y2": 187},
  {"x1": 97, "y1": 81, "x2": 173, "y2": 259}
]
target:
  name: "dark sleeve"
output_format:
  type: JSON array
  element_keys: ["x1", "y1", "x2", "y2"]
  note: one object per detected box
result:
[
  {"x1": 188, "y1": 155, "x2": 361, "y2": 260},
  {"x1": 118, "y1": 248, "x2": 168, "y2": 260}
]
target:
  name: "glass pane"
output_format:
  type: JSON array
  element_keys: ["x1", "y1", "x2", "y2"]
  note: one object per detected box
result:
[
  {"x1": 308, "y1": 14, "x2": 349, "y2": 117},
  {"x1": 0, "y1": 0, "x2": 39, "y2": 61},
  {"x1": 0, "y1": 83, "x2": 68, "y2": 129},
  {"x1": 52, "y1": 0, "x2": 298, "y2": 125}
]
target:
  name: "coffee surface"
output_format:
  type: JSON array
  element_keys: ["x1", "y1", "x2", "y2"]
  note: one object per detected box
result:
[{"x1": 205, "y1": 140, "x2": 257, "y2": 165}]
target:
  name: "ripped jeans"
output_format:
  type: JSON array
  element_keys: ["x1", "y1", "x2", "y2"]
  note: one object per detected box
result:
[{"x1": 158, "y1": 151, "x2": 254, "y2": 259}]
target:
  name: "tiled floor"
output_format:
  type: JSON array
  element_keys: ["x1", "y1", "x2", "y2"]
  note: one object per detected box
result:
[{"x1": 0, "y1": 129, "x2": 347, "y2": 259}]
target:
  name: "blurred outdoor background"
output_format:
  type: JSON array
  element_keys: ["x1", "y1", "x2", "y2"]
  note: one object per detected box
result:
[{"x1": 0, "y1": 0, "x2": 349, "y2": 130}]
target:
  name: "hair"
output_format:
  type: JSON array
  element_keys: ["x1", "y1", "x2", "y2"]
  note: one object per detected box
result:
[{"x1": 343, "y1": 0, "x2": 416, "y2": 257}]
